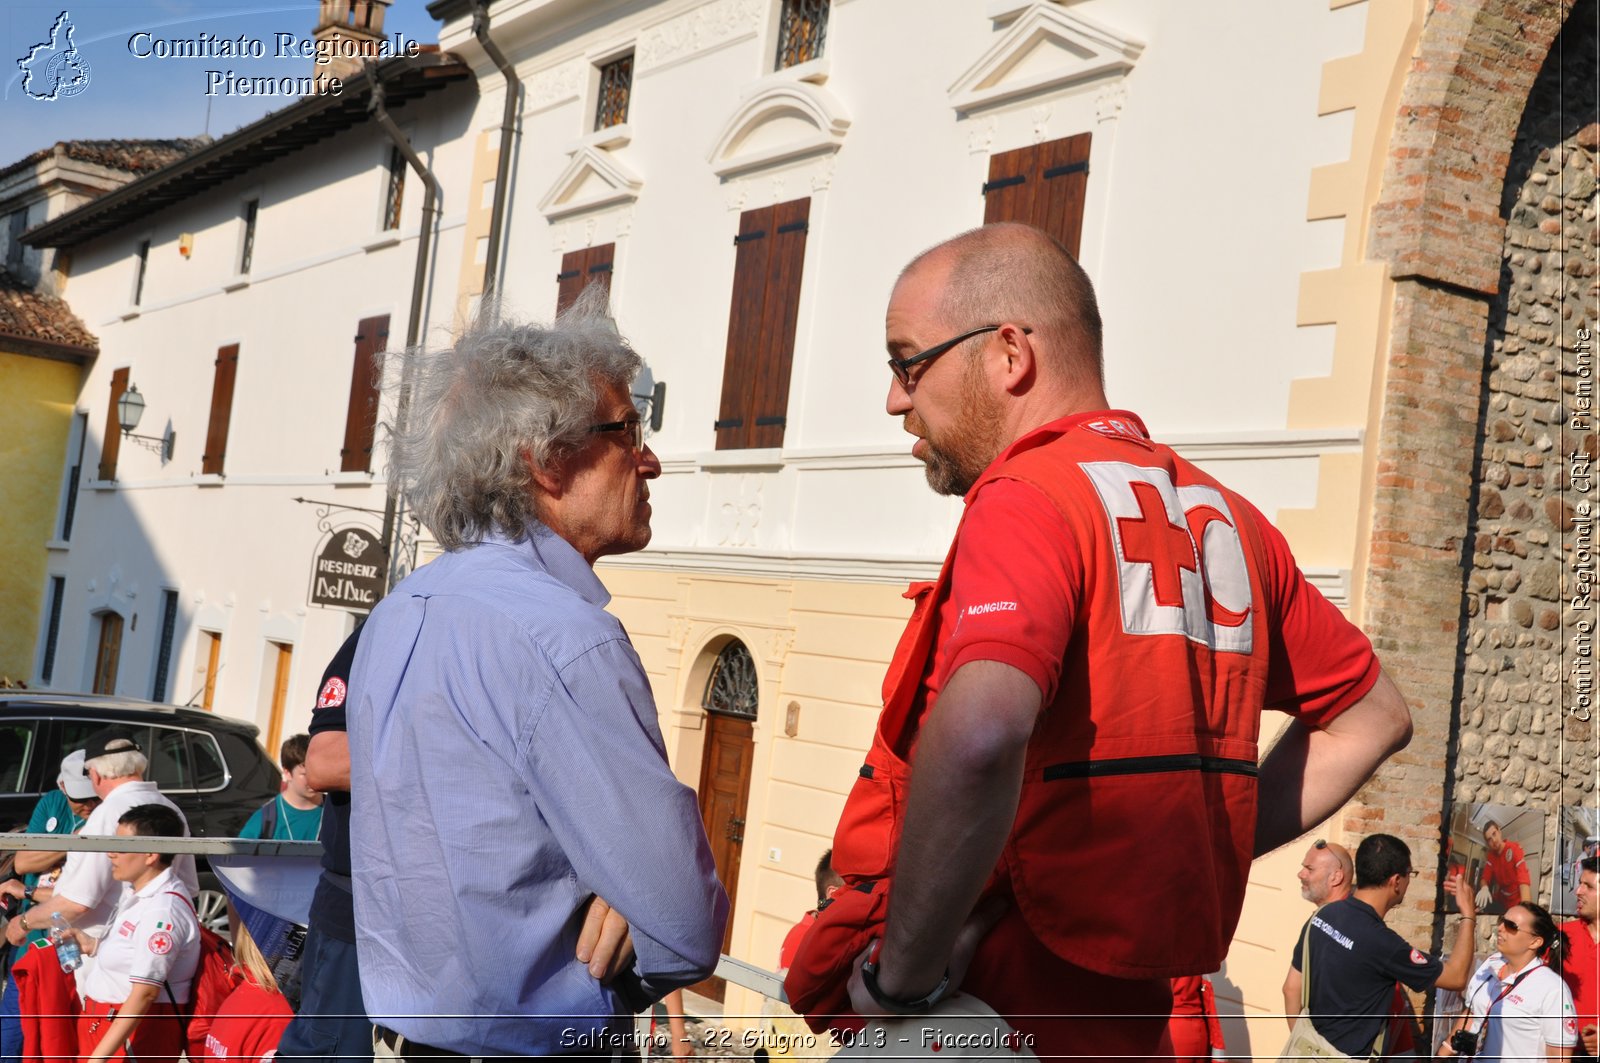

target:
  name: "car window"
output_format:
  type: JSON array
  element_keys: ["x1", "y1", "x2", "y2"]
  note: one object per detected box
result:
[
  {"x1": 0, "y1": 722, "x2": 36, "y2": 793},
  {"x1": 147, "y1": 726, "x2": 192, "y2": 791},
  {"x1": 189, "y1": 732, "x2": 227, "y2": 790},
  {"x1": 54, "y1": 721, "x2": 106, "y2": 789}
]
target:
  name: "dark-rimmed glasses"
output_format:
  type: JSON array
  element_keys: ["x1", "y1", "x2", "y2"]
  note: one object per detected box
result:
[
  {"x1": 887, "y1": 325, "x2": 1032, "y2": 387},
  {"x1": 589, "y1": 418, "x2": 645, "y2": 451}
]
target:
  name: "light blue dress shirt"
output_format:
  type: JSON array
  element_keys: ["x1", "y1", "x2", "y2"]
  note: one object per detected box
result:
[{"x1": 348, "y1": 527, "x2": 728, "y2": 1056}]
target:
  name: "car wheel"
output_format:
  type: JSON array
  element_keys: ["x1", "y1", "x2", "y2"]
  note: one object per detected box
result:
[{"x1": 193, "y1": 873, "x2": 232, "y2": 940}]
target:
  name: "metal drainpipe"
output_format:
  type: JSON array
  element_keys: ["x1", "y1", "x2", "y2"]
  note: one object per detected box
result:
[
  {"x1": 368, "y1": 66, "x2": 441, "y2": 592},
  {"x1": 473, "y1": 0, "x2": 519, "y2": 310}
]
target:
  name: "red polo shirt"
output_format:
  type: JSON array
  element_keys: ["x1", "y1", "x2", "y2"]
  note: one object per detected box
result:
[
  {"x1": 1561, "y1": 918, "x2": 1600, "y2": 1047},
  {"x1": 1483, "y1": 841, "x2": 1530, "y2": 910}
]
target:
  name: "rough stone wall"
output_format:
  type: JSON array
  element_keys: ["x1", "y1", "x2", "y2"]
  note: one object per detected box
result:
[
  {"x1": 1456, "y1": 2, "x2": 1598, "y2": 816},
  {"x1": 1360, "y1": 0, "x2": 1589, "y2": 957}
]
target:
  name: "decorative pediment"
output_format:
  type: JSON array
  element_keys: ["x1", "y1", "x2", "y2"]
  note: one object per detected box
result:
[
  {"x1": 948, "y1": 3, "x2": 1144, "y2": 114},
  {"x1": 538, "y1": 146, "x2": 643, "y2": 221},
  {"x1": 707, "y1": 81, "x2": 850, "y2": 178}
]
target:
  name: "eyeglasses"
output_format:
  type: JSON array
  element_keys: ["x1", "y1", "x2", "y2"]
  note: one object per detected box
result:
[
  {"x1": 1500, "y1": 917, "x2": 1529, "y2": 934},
  {"x1": 887, "y1": 325, "x2": 1032, "y2": 387},
  {"x1": 589, "y1": 418, "x2": 645, "y2": 451}
]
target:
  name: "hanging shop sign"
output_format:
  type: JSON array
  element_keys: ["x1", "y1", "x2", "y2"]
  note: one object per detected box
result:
[{"x1": 309, "y1": 526, "x2": 387, "y2": 610}]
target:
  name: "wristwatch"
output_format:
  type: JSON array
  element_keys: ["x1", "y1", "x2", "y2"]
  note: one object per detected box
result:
[
  {"x1": 16, "y1": 912, "x2": 28, "y2": 933},
  {"x1": 859, "y1": 942, "x2": 951, "y2": 1014}
]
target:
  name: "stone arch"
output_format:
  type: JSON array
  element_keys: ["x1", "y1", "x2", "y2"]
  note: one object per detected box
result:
[{"x1": 1357, "y1": 0, "x2": 1589, "y2": 945}]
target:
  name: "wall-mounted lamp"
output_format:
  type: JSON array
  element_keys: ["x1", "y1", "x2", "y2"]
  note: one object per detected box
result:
[
  {"x1": 632, "y1": 380, "x2": 666, "y2": 433},
  {"x1": 116, "y1": 384, "x2": 175, "y2": 462}
]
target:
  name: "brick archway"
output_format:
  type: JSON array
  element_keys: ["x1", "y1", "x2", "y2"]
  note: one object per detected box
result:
[{"x1": 1357, "y1": 0, "x2": 1583, "y2": 948}]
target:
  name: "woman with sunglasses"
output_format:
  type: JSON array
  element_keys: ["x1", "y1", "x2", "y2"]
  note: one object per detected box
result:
[{"x1": 1439, "y1": 902, "x2": 1578, "y2": 1061}]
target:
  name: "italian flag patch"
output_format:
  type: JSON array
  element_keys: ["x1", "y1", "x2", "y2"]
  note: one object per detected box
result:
[{"x1": 153, "y1": 920, "x2": 172, "y2": 930}]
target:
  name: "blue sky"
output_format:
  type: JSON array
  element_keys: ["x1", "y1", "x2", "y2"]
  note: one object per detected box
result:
[{"x1": 3, "y1": 1, "x2": 443, "y2": 161}]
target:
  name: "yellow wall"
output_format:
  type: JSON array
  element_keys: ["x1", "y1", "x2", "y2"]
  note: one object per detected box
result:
[
  {"x1": 0, "y1": 351, "x2": 81, "y2": 682},
  {"x1": 598, "y1": 564, "x2": 911, "y2": 1022}
]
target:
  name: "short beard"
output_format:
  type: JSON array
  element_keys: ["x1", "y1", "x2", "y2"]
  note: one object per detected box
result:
[{"x1": 920, "y1": 358, "x2": 1004, "y2": 496}]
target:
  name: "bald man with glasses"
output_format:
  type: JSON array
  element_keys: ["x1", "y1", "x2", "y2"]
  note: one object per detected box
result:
[
  {"x1": 784, "y1": 223, "x2": 1414, "y2": 1059},
  {"x1": 1286, "y1": 833, "x2": 1480, "y2": 1058}
]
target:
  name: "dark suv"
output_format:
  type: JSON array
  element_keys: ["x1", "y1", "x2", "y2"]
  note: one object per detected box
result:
[{"x1": 0, "y1": 692, "x2": 282, "y2": 931}]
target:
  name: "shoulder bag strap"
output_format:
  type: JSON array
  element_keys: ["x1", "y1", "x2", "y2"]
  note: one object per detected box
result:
[{"x1": 1299, "y1": 915, "x2": 1315, "y2": 1012}]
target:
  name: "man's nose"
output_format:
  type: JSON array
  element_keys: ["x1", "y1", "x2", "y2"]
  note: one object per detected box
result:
[
  {"x1": 639, "y1": 442, "x2": 663, "y2": 479},
  {"x1": 886, "y1": 373, "x2": 912, "y2": 415}
]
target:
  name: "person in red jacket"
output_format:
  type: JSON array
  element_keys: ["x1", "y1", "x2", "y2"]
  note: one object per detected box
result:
[
  {"x1": 1480, "y1": 820, "x2": 1532, "y2": 914},
  {"x1": 785, "y1": 223, "x2": 1413, "y2": 1059},
  {"x1": 1167, "y1": 976, "x2": 1225, "y2": 1062},
  {"x1": 1561, "y1": 856, "x2": 1600, "y2": 1060},
  {"x1": 203, "y1": 923, "x2": 292, "y2": 1063}
]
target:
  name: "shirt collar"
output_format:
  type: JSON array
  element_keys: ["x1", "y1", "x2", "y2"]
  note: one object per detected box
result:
[
  {"x1": 1493, "y1": 953, "x2": 1545, "y2": 981},
  {"x1": 132, "y1": 865, "x2": 180, "y2": 900},
  {"x1": 478, "y1": 526, "x2": 611, "y2": 609},
  {"x1": 965, "y1": 410, "x2": 1151, "y2": 502}
]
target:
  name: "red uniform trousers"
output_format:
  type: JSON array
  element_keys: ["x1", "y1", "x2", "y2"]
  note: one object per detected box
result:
[
  {"x1": 77, "y1": 997, "x2": 183, "y2": 1063},
  {"x1": 962, "y1": 907, "x2": 1175, "y2": 1062}
]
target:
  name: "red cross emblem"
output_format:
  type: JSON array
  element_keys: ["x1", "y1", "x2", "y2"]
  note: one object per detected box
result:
[{"x1": 1116, "y1": 480, "x2": 1197, "y2": 607}]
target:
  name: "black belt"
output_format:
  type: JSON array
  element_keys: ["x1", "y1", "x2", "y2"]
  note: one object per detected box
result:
[
  {"x1": 1042, "y1": 752, "x2": 1259, "y2": 781},
  {"x1": 374, "y1": 1025, "x2": 624, "y2": 1060}
]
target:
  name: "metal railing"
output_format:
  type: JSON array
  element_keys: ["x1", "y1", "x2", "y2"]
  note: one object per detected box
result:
[{"x1": 0, "y1": 835, "x2": 786, "y2": 1000}]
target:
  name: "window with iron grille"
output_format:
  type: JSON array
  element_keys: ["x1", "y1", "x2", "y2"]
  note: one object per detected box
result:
[
  {"x1": 132, "y1": 240, "x2": 149, "y2": 305},
  {"x1": 151, "y1": 590, "x2": 179, "y2": 701},
  {"x1": 40, "y1": 577, "x2": 64, "y2": 684},
  {"x1": 383, "y1": 146, "x2": 405, "y2": 230},
  {"x1": 776, "y1": 0, "x2": 828, "y2": 69},
  {"x1": 239, "y1": 199, "x2": 259, "y2": 274},
  {"x1": 594, "y1": 53, "x2": 633, "y2": 131}
]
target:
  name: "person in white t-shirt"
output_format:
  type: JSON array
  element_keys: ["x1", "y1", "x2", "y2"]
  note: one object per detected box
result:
[
  {"x1": 2, "y1": 733, "x2": 198, "y2": 955},
  {"x1": 1439, "y1": 902, "x2": 1578, "y2": 1063},
  {"x1": 66, "y1": 803, "x2": 200, "y2": 1063}
]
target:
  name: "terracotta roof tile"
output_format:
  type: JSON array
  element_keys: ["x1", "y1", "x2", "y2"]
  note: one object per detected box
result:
[
  {"x1": 0, "y1": 268, "x2": 97, "y2": 353},
  {"x1": 0, "y1": 137, "x2": 212, "y2": 184}
]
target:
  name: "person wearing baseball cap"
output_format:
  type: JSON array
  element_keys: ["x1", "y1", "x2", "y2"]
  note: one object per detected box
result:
[
  {"x1": 10, "y1": 751, "x2": 101, "y2": 946},
  {"x1": 0, "y1": 752, "x2": 103, "y2": 1063},
  {"x1": 2, "y1": 732, "x2": 197, "y2": 967}
]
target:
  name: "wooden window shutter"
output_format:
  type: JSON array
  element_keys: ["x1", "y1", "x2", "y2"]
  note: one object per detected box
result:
[
  {"x1": 749, "y1": 198, "x2": 809, "y2": 450},
  {"x1": 715, "y1": 207, "x2": 776, "y2": 450},
  {"x1": 982, "y1": 133, "x2": 1091, "y2": 257},
  {"x1": 202, "y1": 344, "x2": 240, "y2": 475},
  {"x1": 983, "y1": 143, "x2": 1040, "y2": 229},
  {"x1": 99, "y1": 367, "x2": 129, "y2": 481},
  {"x1": 555, "y1": 242, "x2": 615, "y2": 315},
  {"x1": 341, "y1": 314, "x2": 390, "y2": 472}
]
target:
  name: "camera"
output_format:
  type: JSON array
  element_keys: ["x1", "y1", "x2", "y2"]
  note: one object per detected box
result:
[{"x1": 1449, "y1": 1029, "x2": 1479, "y2": 1057}]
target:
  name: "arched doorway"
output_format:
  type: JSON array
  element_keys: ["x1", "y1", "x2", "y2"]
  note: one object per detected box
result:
[{"x1": 694, "y1": 639, "x2": 757, "y2": 1002}]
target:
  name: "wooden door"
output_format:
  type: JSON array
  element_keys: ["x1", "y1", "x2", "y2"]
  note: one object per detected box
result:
[
  {"x1": 265, "y1": 642, "x2": 292, "y2": 753},
  {"x1": 92, "y1": 614, "x2": 122, "y2": 694},
  {"x1": 200, "y1": 632, "x2": 222, "y2": 710},
  {"x1": 693, "y1": 712, "x2": 754, "y2": 1001}
]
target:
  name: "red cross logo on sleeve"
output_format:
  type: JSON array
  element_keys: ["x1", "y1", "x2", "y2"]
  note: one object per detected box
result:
[{"x1": 1116, "y1": 480, "x2": 1197, "y2": 607}]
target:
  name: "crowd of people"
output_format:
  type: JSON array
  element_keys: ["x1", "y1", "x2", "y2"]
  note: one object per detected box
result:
[
  {"x1": 1283, "y1": 836, "x2": 1599, "y2": 1063},
  {"x1": 0, "y1": 222, "x2": 1590, "y2": 1062},
  {"x1": 0, "y1": 735, "x2": 299, "y2": 1063}
]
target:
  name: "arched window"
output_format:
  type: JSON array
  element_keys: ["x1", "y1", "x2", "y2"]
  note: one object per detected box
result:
[{"x1": 701, "y1": 640, "x2": 757, "y2": 720}]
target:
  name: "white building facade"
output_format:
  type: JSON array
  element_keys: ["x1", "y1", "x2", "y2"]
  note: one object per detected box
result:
[{"x1": 28, "y1": 0, "x2": 1490, "y2": 1052}]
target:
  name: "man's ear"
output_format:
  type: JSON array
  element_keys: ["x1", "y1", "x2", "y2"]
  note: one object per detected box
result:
[
  {"x1": 524, "y1": 446, "x2": 565, "y2": 498},
  {"x1": 995, "y1": 323, "x2": 1036, "y2": 394}
]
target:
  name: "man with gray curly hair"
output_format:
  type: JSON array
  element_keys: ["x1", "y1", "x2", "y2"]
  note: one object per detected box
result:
[{"x1": 347, "y1": 292, "x2": 728, "y2": 1060}]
